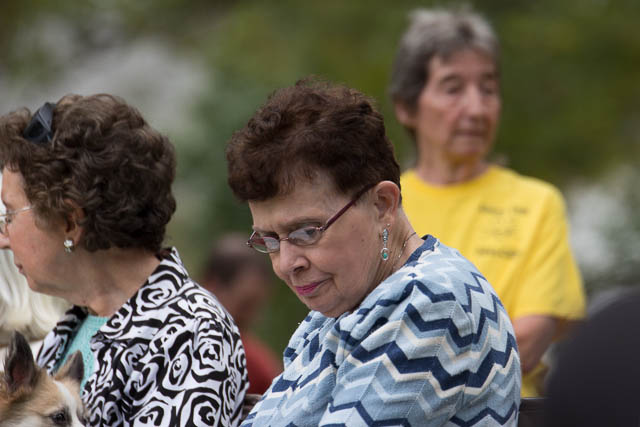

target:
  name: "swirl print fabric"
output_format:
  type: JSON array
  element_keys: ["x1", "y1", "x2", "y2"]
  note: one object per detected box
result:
[
  {"x1": 242, "y1": 236, "x2": 521, "y2": 426},
  {"x1": 37, "y1": 248, "x2": 248, "y2": 426}
]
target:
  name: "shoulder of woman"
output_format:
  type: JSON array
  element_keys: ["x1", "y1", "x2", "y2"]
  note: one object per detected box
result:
[
  {"x1": 182, "y1": 281, "x2": 244, "y2": 333},
  {"x1": 352, "y1": 243, "x2": 489, "y2": 327},
  {"x1": 131, "y1": 277, "x2": 242, "y2": 343},
  {"x1": 146, "y1": 313, "x2": 244, "y2": 367},
  {"x1": 494, "y1": 166, "x2": 565, "y2": 200}
]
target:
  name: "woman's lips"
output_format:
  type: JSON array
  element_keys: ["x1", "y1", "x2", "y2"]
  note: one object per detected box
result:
[
  {"x1": 294, "y1": 280, "x2": 326, "y2": 296},
  {"x1": 456, "y1": 129, "x2": 486, "y2": 138}
]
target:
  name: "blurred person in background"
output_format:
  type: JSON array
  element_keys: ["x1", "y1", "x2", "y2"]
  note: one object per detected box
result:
[
  {"x1": 0, "y1": 175, "x2": 69, "y2": 362},
  {"x1": 200, "y1": 232, "x2": 282, "y2": 395},
  {"x1": 0, "y1": 95, "x2": 247, "y2": 426},
  {"x1": 227, "y1": 78, "x2": 520, "y2": 426},
  {"x1": 390, "y1": 6, "x2": 586, "y2": 397}
]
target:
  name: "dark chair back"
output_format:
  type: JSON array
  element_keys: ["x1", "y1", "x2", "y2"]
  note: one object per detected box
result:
[{"x1": 518, "y1": 397, "x2": 546, "y2": 427}]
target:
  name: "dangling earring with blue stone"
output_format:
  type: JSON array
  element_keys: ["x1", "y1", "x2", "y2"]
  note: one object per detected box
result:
[{"x1": 381, "y1": 227, "x2": 390, "y2": 261}]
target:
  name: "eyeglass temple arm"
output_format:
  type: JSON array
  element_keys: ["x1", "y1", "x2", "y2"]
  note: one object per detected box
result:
[{"x1": 322, "y1": 183, "x2": 375, "y2": 230}]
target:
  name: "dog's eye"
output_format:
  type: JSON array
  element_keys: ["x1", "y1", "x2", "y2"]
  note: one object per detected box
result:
[{"x1": 50, "y1": 410, "x2": 68, "y2": 425}]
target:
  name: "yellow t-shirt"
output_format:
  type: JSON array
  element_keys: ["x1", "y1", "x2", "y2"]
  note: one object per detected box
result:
[{"x1": 401, "y1": 166, "x2": 585, "y2": 397}]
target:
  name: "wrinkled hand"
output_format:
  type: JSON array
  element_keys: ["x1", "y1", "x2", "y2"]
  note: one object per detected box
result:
[{"x1": 241, "y1": 393, "x2": 262, "y2": 421}]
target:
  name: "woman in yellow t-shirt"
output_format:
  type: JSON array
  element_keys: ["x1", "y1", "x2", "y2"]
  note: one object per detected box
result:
[{"x1": 390, "y1": 6, "x2": 586, "y2": 396}]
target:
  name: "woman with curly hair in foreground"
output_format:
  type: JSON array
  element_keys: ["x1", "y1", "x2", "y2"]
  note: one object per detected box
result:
[{"x1": 0, "y1": 94, "x2": 247, "y2": 426}]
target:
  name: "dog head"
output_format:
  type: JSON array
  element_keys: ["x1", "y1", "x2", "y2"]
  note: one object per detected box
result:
[{"x1": 0, "y1": 331, "x2": 86, "y2": 427}]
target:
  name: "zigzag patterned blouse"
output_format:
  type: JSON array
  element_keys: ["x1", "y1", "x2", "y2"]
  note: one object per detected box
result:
[
  {"x1": 37, "y1": 247, "x2": 248, "y2": 426},
  {"x1": 242, "y1": 236, "x2": 521, "y2": 426}
]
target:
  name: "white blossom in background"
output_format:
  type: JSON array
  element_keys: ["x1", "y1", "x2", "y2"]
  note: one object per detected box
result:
[
  {"x1": 567, "y1": 165, "x2": 640, "y2": 295},
  {"x1": 0, "y1": 17, "x2": 207, "y2": 139}
]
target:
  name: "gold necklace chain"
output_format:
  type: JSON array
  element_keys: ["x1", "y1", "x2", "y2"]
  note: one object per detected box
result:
[{"x1": 392, "y1": 231, "x2": 417, "y2": 271}]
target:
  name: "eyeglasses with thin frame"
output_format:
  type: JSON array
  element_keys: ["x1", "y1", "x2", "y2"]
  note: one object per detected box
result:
[
  {"x1": 247, "y1": 184, "x2": 374, "y2": 254},
  {"x1": 0, "y1": 206, "x2": 33, "y2": 235}
]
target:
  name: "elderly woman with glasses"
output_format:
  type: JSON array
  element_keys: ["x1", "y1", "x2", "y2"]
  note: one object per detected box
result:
[
  {"x1": 227, "y1": 78, "x2": 521, "y2": 426},
  {"x1": 0, "y1": 95, "x2": 247, "y2": 426}
]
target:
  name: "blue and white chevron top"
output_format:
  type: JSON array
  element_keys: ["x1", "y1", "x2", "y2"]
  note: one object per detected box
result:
[{"x1": 242, "y1": 236, "x2": 521, "y2": 427}]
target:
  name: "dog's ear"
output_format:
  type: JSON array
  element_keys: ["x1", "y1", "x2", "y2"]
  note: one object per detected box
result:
[
  {"x1": 4, "y1": 331, "x2": 37, "y2": 394},
  {"x1": 56, "y1": 351, "x2": 84, "y2": 386}
]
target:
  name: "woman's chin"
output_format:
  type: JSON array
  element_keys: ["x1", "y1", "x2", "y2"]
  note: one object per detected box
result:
[
  {"x1": 307, "y1": 300, "x2": 347, "y2": 318},
  {"x1": 25, "y1": 278, "x2": 46, "y2": 295}
]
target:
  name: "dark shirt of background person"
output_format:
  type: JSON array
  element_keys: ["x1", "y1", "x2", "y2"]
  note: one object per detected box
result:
[{"x1": 545, "y1": 289, "x2": 640, "y2": 426}]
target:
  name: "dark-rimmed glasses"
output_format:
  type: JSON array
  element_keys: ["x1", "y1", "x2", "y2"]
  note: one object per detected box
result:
[
  {"x1": 0, "y1": 206, "x2": 33, "y2": 235},
  {"x1": 247, "y1": 184, "x2": 374, "y2": 254},
  {"x1": 23, "y1": 102, "x2": 55, "y2": 144}
]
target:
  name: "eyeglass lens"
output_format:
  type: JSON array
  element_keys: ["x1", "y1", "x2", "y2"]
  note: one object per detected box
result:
[
  {"x1": 247, "y1": 184, "x2": 374, "y2": 254},
  {"x1": 249, "y1": 226, "x2": 322, "y2": 253}
]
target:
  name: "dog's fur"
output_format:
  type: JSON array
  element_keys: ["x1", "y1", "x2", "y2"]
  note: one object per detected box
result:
[{"x1": 0, "y1": 331, "x2": 86, "y2": 427}]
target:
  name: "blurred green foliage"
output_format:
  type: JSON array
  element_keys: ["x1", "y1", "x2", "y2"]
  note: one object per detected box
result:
[{"x1": 1, "y1": 0, "x2": 639, "y2": 352}]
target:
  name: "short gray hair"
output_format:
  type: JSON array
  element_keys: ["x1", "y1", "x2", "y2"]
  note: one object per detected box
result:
[{"x1": 389, "y1": 6, "x2": 499, "y2": 112}]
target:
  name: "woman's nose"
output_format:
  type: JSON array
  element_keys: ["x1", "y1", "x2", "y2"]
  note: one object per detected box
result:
[
  {"x1": 275, "y1": 240, "x2": 308, "y2": 277},
  {"x1": 461, "y1": 87, "x2": 486, "y2": 116}
]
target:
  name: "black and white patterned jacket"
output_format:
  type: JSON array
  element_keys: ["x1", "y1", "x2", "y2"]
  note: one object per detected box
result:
[{"x1": 37, "y1": 247, "x2": 248, "y2": 426}]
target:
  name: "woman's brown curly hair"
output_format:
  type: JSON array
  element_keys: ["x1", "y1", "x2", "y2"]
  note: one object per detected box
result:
[
  {"x1": 0, "y1": 94, "x2": 176, "y2": 253},
  {"x1": 226, "y1": 77, "x2": 401, "y2": 202}
]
